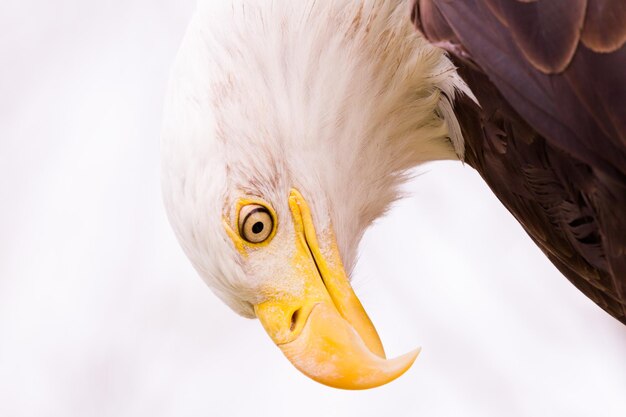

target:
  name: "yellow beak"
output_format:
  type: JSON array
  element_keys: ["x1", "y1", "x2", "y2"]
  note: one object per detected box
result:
[{"x1": 254, "y1": 189, "x2": 419, "y2": 389}]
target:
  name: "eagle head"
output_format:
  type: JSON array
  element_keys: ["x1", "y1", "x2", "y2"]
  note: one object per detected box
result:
[{"x1": 161, "y1": 0, "x2": 470, "y2": 389}]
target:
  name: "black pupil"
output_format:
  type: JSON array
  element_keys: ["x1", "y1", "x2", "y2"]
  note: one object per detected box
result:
[{"x1": 252, "y1": 221, "x2": 264, "y2": 234}]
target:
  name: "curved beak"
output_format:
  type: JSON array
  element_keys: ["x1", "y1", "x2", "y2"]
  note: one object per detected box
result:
[{"x1": 254, "y1": 189, "x2": 419, "y2": 390}]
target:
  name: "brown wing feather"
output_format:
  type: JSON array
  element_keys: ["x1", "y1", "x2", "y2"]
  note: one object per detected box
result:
[
  {"x1": 581, "y1": 0, "x2": 626, "y2": 53},
  {"x1": 412, "y1": 0, "x2": 626, "y2": 323},
  {"x1": 487, "y1": 0, "x2": 587, "y2": 74}
]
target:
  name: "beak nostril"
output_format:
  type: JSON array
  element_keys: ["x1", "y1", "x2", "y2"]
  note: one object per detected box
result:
[{"x1": 290, "y1": 308, "x2": 301, "y2": 332}]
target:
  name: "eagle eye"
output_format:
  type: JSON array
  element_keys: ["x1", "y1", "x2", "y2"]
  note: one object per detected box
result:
[{"x1": 239, "y1": 204, "x2": 274, "y2": 244}]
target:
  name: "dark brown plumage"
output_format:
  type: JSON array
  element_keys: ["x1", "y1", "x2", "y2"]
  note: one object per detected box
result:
[{"x1": 411, "y1": 0, "x2": 626, "y2": 323}]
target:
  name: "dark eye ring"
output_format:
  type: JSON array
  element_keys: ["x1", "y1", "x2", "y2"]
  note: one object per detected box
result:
[{"x1": 239, "y1": 204, "x2": 274, "y2": 243}]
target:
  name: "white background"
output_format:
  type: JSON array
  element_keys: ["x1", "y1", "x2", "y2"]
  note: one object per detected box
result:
[{"x1": 1, "y1": 1, "x2": 625, "y2": 416}]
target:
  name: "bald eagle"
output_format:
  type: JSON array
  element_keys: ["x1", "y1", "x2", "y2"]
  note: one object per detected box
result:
[{"x1": 161, "y1": 0, "x2": 626, "y2": 389}]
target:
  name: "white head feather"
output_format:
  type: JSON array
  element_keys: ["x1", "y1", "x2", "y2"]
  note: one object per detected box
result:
[{"x1": 161, "y1": 0, "x2": 472, "y2": 317}]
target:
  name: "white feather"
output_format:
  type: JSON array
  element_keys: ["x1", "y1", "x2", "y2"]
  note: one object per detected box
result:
[{"x1": 161, "y1": 0, "x2": 473, "y2": 317}]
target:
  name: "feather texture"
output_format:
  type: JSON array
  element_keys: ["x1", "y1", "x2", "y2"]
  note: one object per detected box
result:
[{"x1": 412, "y1": 0, "x2": 626, "y2": 323}]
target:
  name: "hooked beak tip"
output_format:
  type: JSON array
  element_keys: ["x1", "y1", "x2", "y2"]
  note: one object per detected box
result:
[{"x1": 272, "y1": 302, "x2": 419, "y2": 390}]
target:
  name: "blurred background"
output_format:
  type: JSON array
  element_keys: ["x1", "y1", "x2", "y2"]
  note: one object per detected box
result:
[{"x1": 1, "y1": 1, "x2": 625, "y2": 416}]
